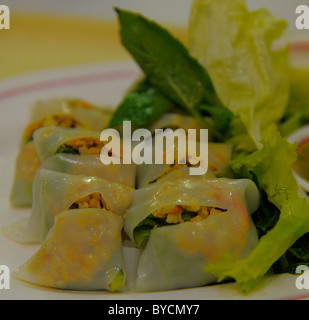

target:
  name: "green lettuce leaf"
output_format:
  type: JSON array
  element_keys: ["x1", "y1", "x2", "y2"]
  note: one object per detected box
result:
[
  {"x1": 279, "y1": 67, "x2": 309, "y2": 137},
  {"x1": 188, "y1": 0, "x2": 290, "y2": 148}
]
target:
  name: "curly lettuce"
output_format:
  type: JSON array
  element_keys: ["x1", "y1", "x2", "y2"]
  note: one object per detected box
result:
[
  {"x1": 279, "y1": 68, "x2": 309, "y2": 137},
  {"x1": 189, "y1": 0, "x2": 290, "y2": 148}
]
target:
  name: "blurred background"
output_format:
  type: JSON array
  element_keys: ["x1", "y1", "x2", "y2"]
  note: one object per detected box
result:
[{"x1": 1, "y1": 0, "x2": 308, "y2": 79}]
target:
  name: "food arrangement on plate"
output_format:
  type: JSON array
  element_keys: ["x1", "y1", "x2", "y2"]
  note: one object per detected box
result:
[{"x1": 2, "y1": 0, "x2": 309, "y2": 295}]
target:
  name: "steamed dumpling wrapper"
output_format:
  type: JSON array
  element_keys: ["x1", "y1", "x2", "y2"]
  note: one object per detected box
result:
[
  {"x1": 43, "y1": 153, "x2": 136, "y2": 188},
  {"x1": 34, "y1": 126, "x2": 136, "y2": 188},
  {"x1": 10, "y1": 141, "x2": 41, "y2": 207},
  {"x1": 10, "y1": 98, "x2": 113, "y2": 207},
  {"x1": 124, "y1": 177, "x2": 260, "y2": 292},
  {"x1": 137, "y1": 140, "x2": 232, "y2": 189},
  {"x1": 3, "y1": 169, "x2": 135, "y2": 244},
  {"x1": 13, "y1": 208, "x2": 126, "y2": 291},
  {"x1": 33, "y1": 126, "x2": 105, "y2": 163}
]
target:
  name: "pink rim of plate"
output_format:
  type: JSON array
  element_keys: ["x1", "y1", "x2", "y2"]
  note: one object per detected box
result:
[{"x1": 0, "y1": 68, "x2": 140, "y2": 101}]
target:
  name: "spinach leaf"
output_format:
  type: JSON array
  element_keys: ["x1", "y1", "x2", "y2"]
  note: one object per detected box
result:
[
  {"x1": 108, "y1": 79, "x2": 174, "y2": 129},
  {"x1": 115, "y1": 8, "x2": 221, "y2": 119}
]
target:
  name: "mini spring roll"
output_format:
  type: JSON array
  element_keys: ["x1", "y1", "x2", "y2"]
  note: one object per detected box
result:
[
  {"x1": 13, "y1": 208, "x2": 126, "y2": 291},
  {"x1": 33, "y1": 126, "x2": 105, "y2": 163},
  {"x1": 10, "y1": 141, "x2": 41, "y2": 206},
  {"x1": 3, "y1": 169, "x2": 135, "y2": 244},
  {"x1": 124, "y1": 177, "x2": 260, "y2": 292},
  {"x1": 21, "y1": 98, "x2": 112, "y2": 146},
  {"x1": 10, "y1": 98, "x2": 113, "y2": 207},
  {"x1": 137, "y1": 141, "x2": 232, "y2": 189},
  {"x1": 148, "y1": 113, "x2": 202, "y2": 134},
  {"x1": 43, "y1": 153, "x2": 136, "y2": 188},
  {"x1": 33, "y1": 126, "x2": 136, "y2": 188}
]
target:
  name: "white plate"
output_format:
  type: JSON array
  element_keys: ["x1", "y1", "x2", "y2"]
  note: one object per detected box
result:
[{"x1": 0, "y1": 61, "x2": 308, "y2": 301}]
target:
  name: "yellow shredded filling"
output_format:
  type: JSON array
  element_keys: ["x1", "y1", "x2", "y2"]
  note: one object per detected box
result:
[
  {"x1": 152, "y1": 204, "x2": 225, "y2": 224},
  {"x1": 64, "y1": 138, "x2": 104, "y2": 155},
  {"x1": 69, "y1": 192, "x2": 112, "y2": 212},
  {"x1": 23, "y1": 114, "x2": 84, "y2": 143}
]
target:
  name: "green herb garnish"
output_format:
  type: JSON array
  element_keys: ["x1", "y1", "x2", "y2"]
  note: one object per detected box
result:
[{"x1": 56, "y1": 145, "x2": 80, "y2": 155}]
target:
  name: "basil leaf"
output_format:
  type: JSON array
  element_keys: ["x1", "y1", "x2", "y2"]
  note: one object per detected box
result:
[
  {"x1": 108, "y1": 79, "x2": 174, "y2": 129},
  {"x1": 115, "y1": 8, "x2": 220, "y2": 117}
]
